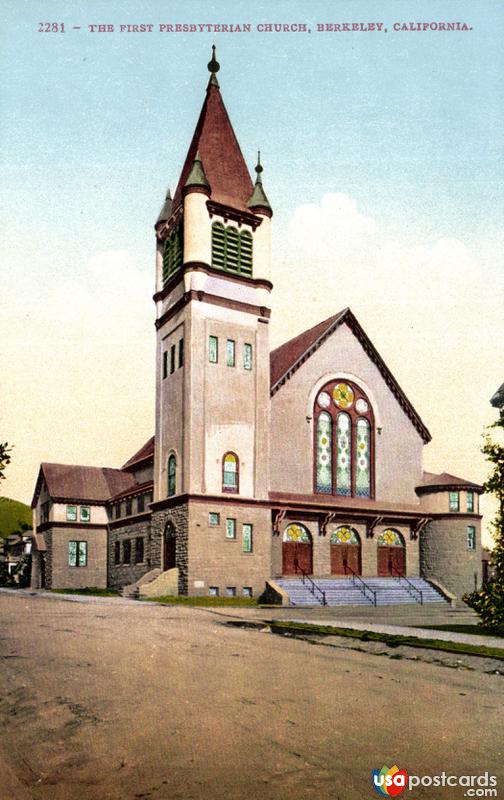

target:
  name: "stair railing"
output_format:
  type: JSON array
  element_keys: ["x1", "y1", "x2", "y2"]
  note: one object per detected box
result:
[
  {"x1": 344, "y1": 565, "x2": 377, "y2": 606},
  {"x1": 294, "y1": 562, "x2": 327, "y2": 606},
  {"x1": 391, "y1": 566, "x2": 424, "y2": 605}
]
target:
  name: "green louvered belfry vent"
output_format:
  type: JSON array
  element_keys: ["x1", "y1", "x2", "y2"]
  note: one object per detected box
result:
[
  {"x1": 211, "y1": 222, "x2": 253, "y2": 276},
  {"x1": 163, "y1": 224, "x2": 183, "y2": 284}
]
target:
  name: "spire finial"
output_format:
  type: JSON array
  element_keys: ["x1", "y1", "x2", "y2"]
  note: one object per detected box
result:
[
  {"x1": 255, "y1": 151, "x2": 263, "y2": 181},
  {"x1": 207, "y1": 45, "x2": 220, "y2": 85}
]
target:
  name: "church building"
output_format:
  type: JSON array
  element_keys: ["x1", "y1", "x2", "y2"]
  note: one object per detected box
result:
[{"x1": 30, "y1": 50, "x2": 483, "y2": 605}]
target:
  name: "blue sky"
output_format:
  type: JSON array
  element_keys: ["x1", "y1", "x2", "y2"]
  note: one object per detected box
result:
[{"x1": 1, "y1": 0, "x2": 503, "y2": 538}]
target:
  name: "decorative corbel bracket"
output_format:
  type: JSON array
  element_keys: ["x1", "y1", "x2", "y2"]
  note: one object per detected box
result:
[
  {"x1": 272, "y1": 509, "x2": 286, "y2": 537},
  {"x1": 367, "y1": 515, "x2": 383, "y2": 539},
  {"x1": 319, "y1": 512, "x2": 337, "y2": 537},
  {"x1": 411, "y1": 517, "x2": 430, "y2": 540}
]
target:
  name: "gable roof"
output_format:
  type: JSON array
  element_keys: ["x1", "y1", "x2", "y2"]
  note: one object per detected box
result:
[
  {"x1": 122, "y1": 436, "x2": 155, "y2": 471},
  {"x1": 270, "y1": 307, "x2": 431, "y2": 444},
  {"x1": 172, "y1": 79, "x2": 254, "y2": 213},
  {"x1": 416, "y1": 471, "x2": 483, "y2": 494},
  {"x1": 31, "y1": 463, "x2": 137, "y2": 507}
]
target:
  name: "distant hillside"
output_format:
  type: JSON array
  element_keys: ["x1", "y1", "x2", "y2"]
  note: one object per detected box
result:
[{"x1": 0, "y1": 497, "x2": 32, "y2": 538}]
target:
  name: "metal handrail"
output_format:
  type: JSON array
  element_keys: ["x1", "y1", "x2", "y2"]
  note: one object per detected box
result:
[
  {"x1": 294, "y1": 562, "x2": 327, "y2": 606},
  {"x1": 391, "y1": 566, "x2": 424, "y2": 605},
  {"x1": 344, "y1": 565, "x2": 377, "y2": 606}
]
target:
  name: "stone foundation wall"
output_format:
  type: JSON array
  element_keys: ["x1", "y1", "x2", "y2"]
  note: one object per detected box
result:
[
  {"x1": 420, "y1": 517, "x2": 482, "y2": 598},
  {"x1": 108, "y1": 519, "x2": 152, "y2": 589},
  {"x1": 151, "y1": 504, "x2": 189, "y2": 594}
]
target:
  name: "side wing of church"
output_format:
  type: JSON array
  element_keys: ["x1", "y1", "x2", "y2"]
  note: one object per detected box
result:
[{"x1": 30, "y1": 50, "x2": 483, "y2": 604}]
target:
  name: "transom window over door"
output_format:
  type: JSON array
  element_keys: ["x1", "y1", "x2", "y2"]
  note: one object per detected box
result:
[{"x1": 314, "y1": 380, "x2": 374, "y2": 498}]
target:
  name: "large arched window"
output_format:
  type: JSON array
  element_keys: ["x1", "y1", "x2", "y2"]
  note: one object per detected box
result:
[
  {"x1": 211, "y1": 222, "x2": 253, "y2": 276},
  {"x1": 167, "y1": 454, "x2": 176, "y2": 497},
  {"x1": 314, "y1": 380, "x2": 374, "y2": 498},
  {"x1": 222, "y1": 452, "x2": 239, "y2": 493}
]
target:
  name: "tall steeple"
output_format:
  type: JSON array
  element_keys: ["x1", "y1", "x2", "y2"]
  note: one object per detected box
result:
[{"x1": 171, "y1": 46, "x2": 254, "y2": 212}]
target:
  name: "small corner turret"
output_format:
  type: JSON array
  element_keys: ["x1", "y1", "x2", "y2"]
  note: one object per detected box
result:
[{"x1": 247, "y1": 152, "x2": 273, "y2": 217}]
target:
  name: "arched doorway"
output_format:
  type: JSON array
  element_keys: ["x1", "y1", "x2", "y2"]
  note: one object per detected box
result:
[
  {"x1": 330, "y1": 526, "x2": 361, "y2": 575},
  {"x1": 377, "y1": 529, "x2": 405, "y2": 576},
  {"x1": 163, "y1": 521, "x2": 176, "y2": 571},
  {"x1": 282, "y1": 524, "x2": 313, "y2": 575}
]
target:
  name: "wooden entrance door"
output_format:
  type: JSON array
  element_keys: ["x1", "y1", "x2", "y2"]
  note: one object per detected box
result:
[
  {"x1": 331, "y1": 544, "x2": 361, "y2": 575},
  {"x1": 377, "y1": 546, "x2": 405, "y2": 576},
  {"x1": 282, "y1": 542, "x2": 313, "y2": 575}
]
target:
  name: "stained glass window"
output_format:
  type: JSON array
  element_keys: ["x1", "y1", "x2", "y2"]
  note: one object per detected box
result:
[
  {"x1": 283, "y1": 524, "x2": 311, "y2": 543},
  {"x1": 449, "y1": 491, "x2": 460, "y2": 512},
  {"x1": 168, "y1": 455, "x2": 176, "y2": 497},
  {"x1": 333, "y1": 383, "x2": 354, "y2": 409},
  {"x1": 223, "y1": 453, "x2": 238, "y2": 492},
  {"x1": 336, "y1": 413, "x2": 352, "y2": 496},
  {"x1": 226, "y1": 339, "x2": 235, "y2": 367},
  {"x1": 209, "y1": 335, "x2": 218, "y2": 363},
  {"x1": 355, "y1": 418, "x2": 371, "y2": 498},
  {"x1": 317, "y1": 392, "x2": 331, "y2": 408},
  {"x1": 377, "y1": 529, "x2": 404, "y2": 547},
  {"x1": 467, "y1": 526, "x2": 476, "y2": 550},
  {"x1": 467, "y1": 491, "x2": 474, "y2": 513},
  {"x1": 243, "y1": 343, "x2": 253, "y2": 370},
  {"x1": 316, "y1": 412, "x2": 332, "y2": 493},
  {"x1": 226, "y1": 518, "x2": 236, "y2": 538},
  {"x1": 330, "y1": 526, "x2": 360, "y2": 545},
  {"x1": 243, "y1": 524, "x2": 253, "y2": 553}
]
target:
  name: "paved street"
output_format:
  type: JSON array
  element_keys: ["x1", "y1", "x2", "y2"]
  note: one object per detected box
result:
[{"x1": 0, "y1": 592, "x2": 502, "y2": 800}]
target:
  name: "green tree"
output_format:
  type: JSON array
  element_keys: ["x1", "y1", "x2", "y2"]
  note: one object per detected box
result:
[
  {"x1": 464, "y1": 417, "x2": 504, "y2": 632},
  {"x1": 0, "y1": 442, "x2": 13, "y2": 482}
]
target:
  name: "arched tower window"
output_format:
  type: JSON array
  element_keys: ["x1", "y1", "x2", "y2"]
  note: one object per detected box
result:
[
  {"x1": 167, "y1": 454, "x2": 176, "y2": 497},
  {"x1": 211, "y1": 222, "x2": 253, "y2": 276},
  {"x1": 222, "y1": 452, "x2": 239, "y2": 493},
  {"x1": 313, "y1": 380, "x2": 374, "y2": 498}
]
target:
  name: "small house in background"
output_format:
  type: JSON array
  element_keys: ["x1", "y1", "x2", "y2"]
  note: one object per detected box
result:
[{"x1": 0, "y1": 532, "x2": 32, "y2": 581}]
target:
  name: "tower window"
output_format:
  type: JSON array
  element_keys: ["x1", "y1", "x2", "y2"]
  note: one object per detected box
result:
[
  {"x1": 226, "y1": 339, "x2": 235, "y2": 367},
  {"x1": 178, "y1": 338, "x2": 184, "y2": 368},
  {"x1": 162, "y1": 223, "x2": 183, "y2": 284},
  {"x1": 467, "y1": 491, "x2": 474, "y2": 513},
  {"x1": 449, "y1": 491, "x2": 460, "y2": 512},
  {"x1": 168, "y1": 454, "x2": 176, "y2": 497},
  {"x1": 467, "y1": 526, "x2": 476, "y2": 550},
  {"x1": 222, "y1": 452, "x2": 239, "y2": 493},
  {"x1": 163, "y1": 351, "x2": 168, "y2": 379},
  {"x1": 170, "y1": 345, "x2": 175, "y2": 374},
  {"x1": 314, "y1": 380, "x2": 374, "y2": 499},
  {"x1": 211, "y1": 222, "x2": 253, "y2": 276},
  {"x1": 209, "y1": 335, "x2": 218, "y2": 363},
  {"x1": 243, "y1": 343, "x2": 253, "y2": 370}
]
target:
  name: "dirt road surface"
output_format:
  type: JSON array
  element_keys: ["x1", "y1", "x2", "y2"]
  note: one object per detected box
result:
[{"x1": 0, "y1": 592, "x2": 502, "y2": 800}]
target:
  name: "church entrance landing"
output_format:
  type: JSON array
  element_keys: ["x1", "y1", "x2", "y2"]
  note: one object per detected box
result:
[{"x1": 282, "y1": 524, "x2": 312, "y2": 575}]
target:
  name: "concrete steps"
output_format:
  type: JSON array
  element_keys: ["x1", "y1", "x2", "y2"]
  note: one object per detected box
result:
[{"x1": 275, "y1": 577, "x2": 447, "y2": 607}]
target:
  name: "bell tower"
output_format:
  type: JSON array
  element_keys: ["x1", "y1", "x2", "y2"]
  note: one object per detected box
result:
[{"x1": 152, "y1": 48, "x2": 273, "y2": 595}]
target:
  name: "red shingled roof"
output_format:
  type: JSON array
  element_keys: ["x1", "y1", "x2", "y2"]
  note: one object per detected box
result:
[
  {"x1": 122, "y1": 436, "x2": 155, "y2": 471},
  {"x1": 416, "y1": 471, "x2": 483, "y2": 493},
  {"x1": 270, "y1": 307, "x2": 431, "y2": 444},
  {"x1": 172, "y1": 79, "x2": 254, "y2": 212},
  {"x1": 31, "y1": 463, "x2": 137, "y2": 507}
]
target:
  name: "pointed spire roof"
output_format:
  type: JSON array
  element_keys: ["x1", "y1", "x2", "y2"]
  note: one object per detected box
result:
[
  {"x1": 156, "y1": 188, "x2": 172, "y2": 226},
  {"x1": 172, "y1": 47, "x2": 254, "y2": 212},
  {"x1": 184, "y1": 150, "x2": 210, "y2": 192},
  {"x1": 247, "y1": 151, "x2": 272, "y2": 215}
]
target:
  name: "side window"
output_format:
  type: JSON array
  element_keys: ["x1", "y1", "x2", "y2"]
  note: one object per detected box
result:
[
  {"x1": 168, "y1": 454, "x2": 176, "y2": 497},
  {"x1": 135, "y1": 537, "x2": 144, "y2": 563},
  {"x1": 123, "y1": 539, "x2": 131, "y2": 565},
  {"x1": 209, "y1": 335, "x2": 218, "y2": 363},
  {"x1": 226, "y1": 339, "x2": 235, "y2": 367},
  {"x1": 467, "y1": 526, "x2": 476, "y2": 550},
  {"x1": 449, "y1": 491, "x2": 460, "y2": 512},
  {"x1": 242, "y1": 524, "x2": 253, "y2": 553},
  {"x1": 225, "y1": 518, "x2": 236, "y2": 539},
  {"x1": 80, "y1": 506, "x2": 90, "y2": 523},
  {"x1": 66, "y1": 505, "x2": 77, "y2": 522},
  {"x1": 243, "y1": 343, "x2": 253, "y2": 370},
  {"x1": 467, "y1": 491, "x2": 474, "y2": 513},
  {"x1": 178, "y1": 338, "x2": 184, "y2": 368},
  {"x1": 114, "y1": 541, "x2": 121, "y2": 565}
]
